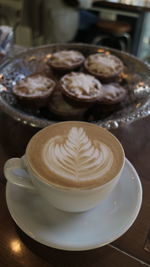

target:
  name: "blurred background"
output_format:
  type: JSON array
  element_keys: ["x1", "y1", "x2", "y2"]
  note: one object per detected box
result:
[{"x1": 0, "y1": 0, "x2": 150, "y2": 63}]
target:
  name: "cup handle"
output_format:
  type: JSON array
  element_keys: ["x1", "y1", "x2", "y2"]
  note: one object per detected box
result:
[{"x1": 4, "y1": 156, "x2": 34, "y2": 190}]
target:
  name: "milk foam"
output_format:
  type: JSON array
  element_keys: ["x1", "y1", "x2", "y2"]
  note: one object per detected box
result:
[{"x1": 43, "y1": 127, "x2": 113, "y2": 182}]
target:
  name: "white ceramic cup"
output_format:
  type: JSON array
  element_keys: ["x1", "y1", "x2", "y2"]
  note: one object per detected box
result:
[
  {"x1": 4, "y1": 155, "x2": 125, "y2": 213},
  {"x1": 4, "y1": 122, "x2": 125, "y2": 212}
]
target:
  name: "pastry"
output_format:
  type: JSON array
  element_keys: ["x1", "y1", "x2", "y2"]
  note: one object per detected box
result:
[
  {"x1": 48, "y1": 89, "x2": 87, "y2": 120},
  {"x1": 48, "y1": 50, "x2": 85, "y2": 72},
  {"x1": 60, "y1": 72, "x2": 103, "y2": 106},
  {"x1": 12, "y1": 74, "x2": 56, "y2": 108},
  {"x1": 84, "y1": 53, "x2": 124, "y2": 83},
  {"x1": 101, "y1": 83, "x2": 127, "y2": 104}
]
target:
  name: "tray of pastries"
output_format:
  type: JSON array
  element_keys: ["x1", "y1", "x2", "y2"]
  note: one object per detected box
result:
[{"x1": 0, "y1": 43, "x2": 150, "y2": 129}]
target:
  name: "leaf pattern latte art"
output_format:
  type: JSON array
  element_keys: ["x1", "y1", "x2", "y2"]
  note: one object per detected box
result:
[{"x1": 43, "y1": 127, "x2": 113, "y2": 182}]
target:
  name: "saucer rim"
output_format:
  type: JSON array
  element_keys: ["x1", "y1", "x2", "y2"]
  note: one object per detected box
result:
[{"x1": 6, "y1": 158, "x2": 142, "y2": 251}]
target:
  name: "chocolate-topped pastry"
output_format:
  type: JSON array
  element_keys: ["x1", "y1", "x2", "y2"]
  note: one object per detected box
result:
[
  {"x1": 12, "y1": 74, "x2": 56, "y2": 108},
  {"x1": 48, "y1": 89, "x2": 87, "y2": 120},
  {"x1": 101, "y1": 83, "x2": 127, "y2": 104},
  {"x1": 48, "y1": 50, "x2": 85, "y2": 71},
  {"x1": 60, "y1": 72, "x2": 104, "y2": 106},
  {"x1": 84, "y1": 53, "x2": 124, "y2": 83}
]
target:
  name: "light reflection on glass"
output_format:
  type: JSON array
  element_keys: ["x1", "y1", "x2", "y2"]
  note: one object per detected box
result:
[
  {"x1": 10, "y1": 239, "x2": 22, "y2": 253},
  {"x1": 136, "y1": 103, "x2": 142, "y2": 108},
  {"x1": 45, "y1": 53, "x2": 52, "y2": 59},
  {"x1": 27, "y1": 56, "x2": 36, "y2": 62},
  {"x1": 137, "y1": 82, "x2": 145, "y2": 87},
  {"x1": 43, "y1": 53, "x2": 52, "y2": 62},
  {"x1": 0, "y1": 84, "x2": 7, "y2": 92},
  {"x1": 97, "y1": 49, "x2": 110, "y2": 55},
  {"x1": 0, "y1": 73, "x2": 4, "y2": 80},
  {"x1": 97, "y1": 48, "x2": 105, "y2": 53},
  {"x1": 118, "y1": 72, "x2": 128, "y2": 80}
]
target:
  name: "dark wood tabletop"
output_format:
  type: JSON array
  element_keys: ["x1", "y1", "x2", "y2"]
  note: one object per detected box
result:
[{"x1": 0, "y1": 110, "x2": 150, "y2": 267}]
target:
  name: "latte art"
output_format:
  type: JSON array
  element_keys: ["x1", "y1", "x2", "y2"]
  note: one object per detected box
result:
[
  {"x1": 43, "y1": 127, "x2": 113, "y2": 182},
  {"x1": 26, "y1": 121, "x2": 124, "y2": 189}
]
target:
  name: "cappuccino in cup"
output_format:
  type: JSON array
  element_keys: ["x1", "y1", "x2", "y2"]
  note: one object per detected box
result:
[{"x1": 4, "y1": 121, "x2": 125, "y2": 212}]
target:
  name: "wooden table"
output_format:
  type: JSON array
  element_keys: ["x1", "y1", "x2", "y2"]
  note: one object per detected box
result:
[{"x1": 0, "y1": 110, "x2": 150, "y2": 267}]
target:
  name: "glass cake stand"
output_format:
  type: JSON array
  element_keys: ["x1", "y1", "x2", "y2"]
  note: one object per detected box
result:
[{"x1": 0, "y1": 43, "x2": 150, "y2": 129}]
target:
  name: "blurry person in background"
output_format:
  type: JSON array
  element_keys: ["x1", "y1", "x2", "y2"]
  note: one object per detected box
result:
[
  {"x1": 20, "y1": 0, "x2": 98, "y2": 45},
  {"x1": 43, "y1": 0, "x2": 95, "y2": 43}
]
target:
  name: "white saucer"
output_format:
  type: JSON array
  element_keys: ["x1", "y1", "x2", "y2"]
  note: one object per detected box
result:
[{"x1": 6, "y1": 158, "x2": 142, "y2": 251}]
